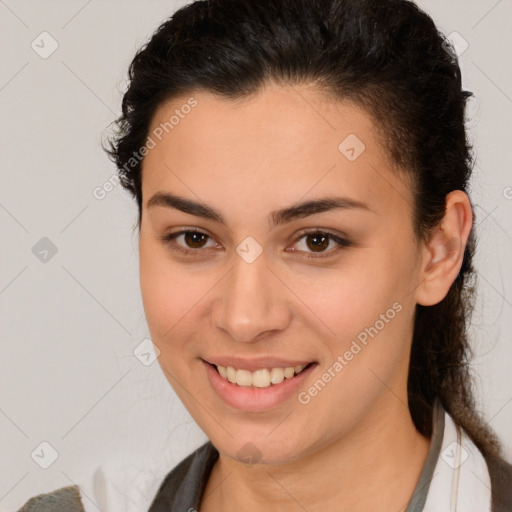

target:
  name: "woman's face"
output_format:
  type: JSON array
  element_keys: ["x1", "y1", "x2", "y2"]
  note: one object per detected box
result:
[{"x1": 139, "y1": 84, "x2": 425, "y2": 464}]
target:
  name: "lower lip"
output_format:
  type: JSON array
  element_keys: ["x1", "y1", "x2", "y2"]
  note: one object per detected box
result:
[{"x1": 203, "y1": 360, "x2": 317, "y2": 412}]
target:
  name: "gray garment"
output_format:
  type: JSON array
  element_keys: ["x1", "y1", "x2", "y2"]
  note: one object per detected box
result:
[
  {"x1": 404, "y1": 400, "x2": 445, "y2": 512},
  {"x1": 17, "y1": 402, "x2": 512, "y2": 512},
  {"x1": 16, "y1": 485, "x2": 84, "y2": 512}
]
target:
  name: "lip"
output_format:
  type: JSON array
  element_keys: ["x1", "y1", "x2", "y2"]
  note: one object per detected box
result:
[
  {"x1": 203, "y1": 356, "x2": 315, "y2": 372},
  {"x1": 203, "y1": 359, "x2": 318, "y2": 412}
]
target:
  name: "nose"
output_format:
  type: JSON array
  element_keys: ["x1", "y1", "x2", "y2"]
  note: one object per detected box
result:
[{"x1": 211, "y1": 253, "x2": 292, "y2": 343}]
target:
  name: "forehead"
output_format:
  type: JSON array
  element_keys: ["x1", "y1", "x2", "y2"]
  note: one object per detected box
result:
[{"x1": 141, "y1": 84, "x2": 413, "y2": 223}]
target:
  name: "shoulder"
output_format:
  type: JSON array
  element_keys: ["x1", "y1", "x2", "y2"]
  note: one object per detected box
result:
[
  {"x1": 15, "y1": 442, "x2": 215, "y2": 512},
  {"x1": 16, "y1": 485, "x2": 85, "y2": 512},
  {"x1": 484, "y1": 451, "x2": 512, "y2": 512}
]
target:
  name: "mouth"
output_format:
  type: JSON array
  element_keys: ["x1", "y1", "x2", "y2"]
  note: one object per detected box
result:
[
  {"x1": 202, "y1": 358, "x2": 318, "y2": 411},
  {"x1": 211, "y1": 362, "x2": 315, "y2": 388}
]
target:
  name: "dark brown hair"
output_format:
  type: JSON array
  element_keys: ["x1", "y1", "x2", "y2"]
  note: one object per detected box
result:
[{"x1": 104, "y1": 0, "x2": 501, "y2": 457}]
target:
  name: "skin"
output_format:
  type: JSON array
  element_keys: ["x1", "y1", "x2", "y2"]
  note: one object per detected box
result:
[{"x1": 138, "y1": 83, "x2": 473, "y2": 512}]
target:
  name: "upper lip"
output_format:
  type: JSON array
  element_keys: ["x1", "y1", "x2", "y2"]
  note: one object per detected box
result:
[{"x1": 203, "y1": 356, "x2": 316, "y2": 372}]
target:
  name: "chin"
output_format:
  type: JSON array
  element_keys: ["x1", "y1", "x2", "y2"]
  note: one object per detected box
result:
[{"x1": 207, "y1": 423, "x2": 308, "y2": 466}]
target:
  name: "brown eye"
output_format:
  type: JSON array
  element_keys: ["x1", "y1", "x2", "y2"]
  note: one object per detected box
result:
[
  {"x1": 158, "y1": 229, "x2": 219, "y2": 255},
  {"x1": 183, "y1": 231, "x2": 209, "y2": 249},
  {"x1": 305, "y1": 233, "x2": 330, "y2": 252},
  {"x1": 289, "y1": 230, "x2": 352, "y2": 259}
]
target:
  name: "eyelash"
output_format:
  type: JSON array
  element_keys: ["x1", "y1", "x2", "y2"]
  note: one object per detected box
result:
[{"x1": 157, "y1": 228, "x2": 352, "y2": 259}]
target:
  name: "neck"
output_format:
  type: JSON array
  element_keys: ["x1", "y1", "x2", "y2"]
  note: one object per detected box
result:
[{"x1": 200, "y1": 399, "x2": 431, "y2": 512}]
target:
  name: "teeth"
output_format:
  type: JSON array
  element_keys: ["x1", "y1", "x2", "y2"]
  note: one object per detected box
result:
[
  {"x1": 215, "y1": 364, "x2": 308, "y2": 388},
  {"x1": 284, "y1": 367, "x2": 295, "y2": 379},
  {"x1": 270, "y1": 367, "x2": 284, "y2": 384},
  {"x1": 252, "y1": 369, "x2": 270, "y2": 388},
  {"x1": 226, "y1": 366, "x2": 237, "y2": 384},
  {"x1": 236, "y1": 369, "x2": 252, "y2": 387}
]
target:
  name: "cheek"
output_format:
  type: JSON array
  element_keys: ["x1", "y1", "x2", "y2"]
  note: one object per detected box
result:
[
  {"x1": 296, "y1": 250, "x2": 413, "y2": 341},
  {"x1": 139, "y1": 236, "x2": 201, "y2": 346},
  {"x1": 290, "y1": 260, "x2": 415, "y2": 434},
  {"x1": 293, "y1": 241, "x2": 418, "y2": 399}
]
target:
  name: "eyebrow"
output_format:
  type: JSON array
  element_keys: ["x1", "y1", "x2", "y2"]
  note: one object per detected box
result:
[{"x1": 147, "y1": 191, "x2": 373, "y2": 229}]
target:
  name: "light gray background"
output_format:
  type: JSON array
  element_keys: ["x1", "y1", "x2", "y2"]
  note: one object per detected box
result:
[{"x1": 0, "y1": 1, "x2": 511, "y2": 510}]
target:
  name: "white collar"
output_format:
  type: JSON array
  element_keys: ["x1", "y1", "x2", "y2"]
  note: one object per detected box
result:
[{"x1": 423, "y1": 410, "x2": 492, "y2": 512}]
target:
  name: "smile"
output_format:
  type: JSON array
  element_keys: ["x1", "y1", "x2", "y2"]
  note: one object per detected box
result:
[
  {"x1": 215, "y1": 364, "x2": 311, "y2": 388},
  {"x1": 203, "y1": 358, "x2": 318, "y2": 411}
]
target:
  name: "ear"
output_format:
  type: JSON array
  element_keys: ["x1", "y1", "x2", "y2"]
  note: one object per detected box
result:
[{"x1": 415, "y1": 190, "x2": 474, "y2": 307}]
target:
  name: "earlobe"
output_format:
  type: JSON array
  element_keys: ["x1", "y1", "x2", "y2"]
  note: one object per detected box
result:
[{"x1": 416, "y1": 191, "x2": 473, "y2": 306}]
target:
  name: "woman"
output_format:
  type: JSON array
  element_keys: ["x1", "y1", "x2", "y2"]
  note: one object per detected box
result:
[{"x1": 18, "y1": 0, "x2": 512, "y2": 510}]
